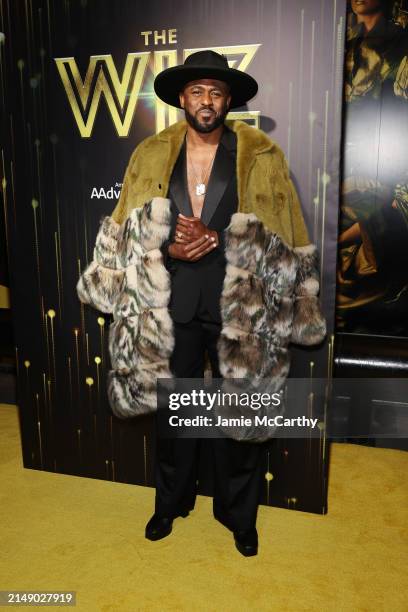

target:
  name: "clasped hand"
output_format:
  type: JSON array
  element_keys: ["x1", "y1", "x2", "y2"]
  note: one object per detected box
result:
[{"x1": 168, "y1": 214, "x2": 219, "y2": 261}]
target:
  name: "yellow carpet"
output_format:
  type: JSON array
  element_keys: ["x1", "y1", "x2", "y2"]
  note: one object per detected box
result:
[{"x1": 0, "y1": 404, "x2": 407, "y2": 612}]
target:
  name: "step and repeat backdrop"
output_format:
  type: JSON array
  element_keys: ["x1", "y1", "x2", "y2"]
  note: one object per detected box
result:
[{"x1": 1, "y1": 0, "x2": 345, "y2": 514}]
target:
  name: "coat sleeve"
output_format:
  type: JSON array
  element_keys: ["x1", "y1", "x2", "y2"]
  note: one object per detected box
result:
[
  {"x1": 76, "y1": 215, "x2": 125, "y2": 314},
  {"x1": 291, "y1": 244, "x2": 327, "y2": 345},
  {"x1": 280, "y1": 154, "x2": 327, "y2": 345}
]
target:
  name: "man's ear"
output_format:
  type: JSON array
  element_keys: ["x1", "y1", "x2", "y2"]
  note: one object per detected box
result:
[{"x1": 179, "y1": 92, "x2": 184, "y2": 109}]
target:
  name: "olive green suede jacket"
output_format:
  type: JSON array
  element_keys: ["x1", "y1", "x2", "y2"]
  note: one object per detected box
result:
[{"x1": 111, "y1": 119, "x2": 310, "y2": 248}]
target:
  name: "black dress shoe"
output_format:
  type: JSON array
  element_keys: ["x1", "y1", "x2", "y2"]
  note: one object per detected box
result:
[
  {"x1": 234, "y1": 528, "x2": 258, "y2": 557},
  {"x1": 145, "y1": 511, "x2": 190, "y2": 541},
  {"x1": 145, "y1": 515, "x2": 173, "y2": 541}
]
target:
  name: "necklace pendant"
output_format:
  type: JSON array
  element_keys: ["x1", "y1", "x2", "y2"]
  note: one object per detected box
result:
[{"x1": 196, "y1": 183, "x2": 206, "y2": 196}]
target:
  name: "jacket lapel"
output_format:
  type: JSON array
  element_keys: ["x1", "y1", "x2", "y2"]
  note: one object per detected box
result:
[
  {"x1": 168, "y1": 139, "x2": 193, "y2": 216},
  {"x1": 200, "y1": 129, "x2": 236, "y2": 226}
]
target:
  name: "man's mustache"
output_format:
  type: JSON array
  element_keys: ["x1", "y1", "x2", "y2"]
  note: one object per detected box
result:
[{"x1": 196, "y1": 107, "x2": 217, "y2": 117}]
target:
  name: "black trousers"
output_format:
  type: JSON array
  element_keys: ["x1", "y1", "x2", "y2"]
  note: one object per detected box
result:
[{"x1": 154, "y1": 301, "x2": 265, "y2": 532}]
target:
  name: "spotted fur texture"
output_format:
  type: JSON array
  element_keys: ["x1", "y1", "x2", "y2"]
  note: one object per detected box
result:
[
  {"x1": 215, "y1": 215, "x2": 293, "y2": 441},
  {"x1": 76, "y1": 216, "x2": 125, "y2": 313},
  {"x1": 77, "y1": 198, "x2": 326, "y2": 436},
  {"x1": 77, "y1": 197, "x2": 173, "y2": 418},
  {"x1": 291, "y1": 245, "x2": 327, "y2": 345},
  {"x1": 213, "y1": 214, "x2": 326, "y2": 440},
  {"x1": 218, "y1": 213, "x2": 298, "y2": 384}
]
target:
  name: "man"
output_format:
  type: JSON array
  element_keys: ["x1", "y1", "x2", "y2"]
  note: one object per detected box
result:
[
  {"x1": 77, "y1": 50, "x2": 325, "y2": 556},
  {"x1": 144, "y1": 52, "x2": 266, "y2": 557}
]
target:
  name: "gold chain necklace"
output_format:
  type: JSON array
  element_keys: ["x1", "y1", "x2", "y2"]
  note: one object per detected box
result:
[{"x1": 186, "y1": 139, "x2": 218, "y2": 196}]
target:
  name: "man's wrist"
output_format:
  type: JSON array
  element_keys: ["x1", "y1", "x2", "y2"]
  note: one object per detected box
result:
[
  {"x1": 168, "y1": 242, "x2": 176, "y2": 258},
  {"x1": 161, "y1": 240, "x2": 178, "y2": 269}
]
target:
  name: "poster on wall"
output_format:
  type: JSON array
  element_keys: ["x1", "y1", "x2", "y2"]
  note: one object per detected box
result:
[
  {"x1": 337, "y1": 0, "x2": 408, "y2": 336},
  {"x1": 1, "y1": 0, "x2": 345, "y2": 514}
]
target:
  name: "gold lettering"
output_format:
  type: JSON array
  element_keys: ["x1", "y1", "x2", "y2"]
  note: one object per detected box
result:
[
  {"x1": 140, "y1": 31, "x2": 152, "y2": 45},
  {"x1": 168, "y1": 29, "x2": 177, "y2": 44},
  {"x1": 54, "y1": 53, "x2": 149, "y2": 137},
  {"x1": 154, "y1": 30, "x2": 166, "y2": 45},
  {"x1": 55, "y1": 44, "x2": 261, "y2": 138},
  {"x1": 228, "y1": 110, "x2": 260, "y2": 128},
  {"x1": 154, "y1": 50, "x2": 178, "y2": 133}
]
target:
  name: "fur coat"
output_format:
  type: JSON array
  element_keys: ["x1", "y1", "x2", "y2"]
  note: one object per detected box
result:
[{"x1": 77, "y1": 197, "x2": 326, "y2": 440}]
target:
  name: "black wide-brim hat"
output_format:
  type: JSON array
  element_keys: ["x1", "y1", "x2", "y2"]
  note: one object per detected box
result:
[{"x1": 154, "y1": 50, "x2": 258, "y2": 109}]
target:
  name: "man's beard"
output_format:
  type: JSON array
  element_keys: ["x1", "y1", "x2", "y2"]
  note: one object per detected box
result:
[{"x1": 184, "y1": 103, "x2": 229, "y2": 133}]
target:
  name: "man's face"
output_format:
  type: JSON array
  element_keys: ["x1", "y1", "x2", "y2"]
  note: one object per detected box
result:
[
  {"x1": 351, "y1": 0, "x2": 383, "y2": 15},
  {"x1": 179, "y1": 78, "x2": 231, "y2": 134}
]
